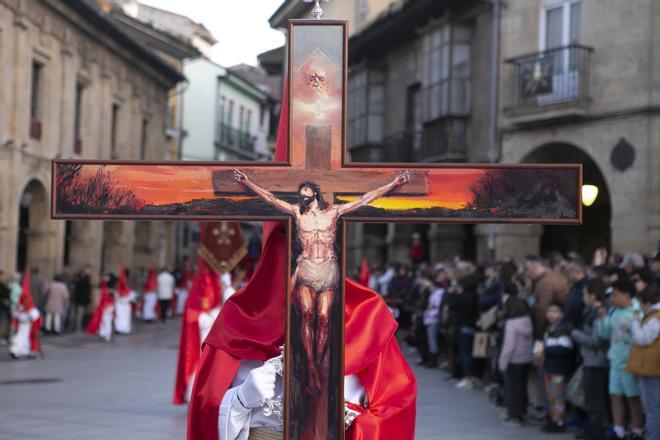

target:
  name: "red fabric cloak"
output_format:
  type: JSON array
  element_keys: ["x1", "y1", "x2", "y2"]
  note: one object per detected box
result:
[
  {"x1": 86, "y1": 279, "x2": 113, "y2": 335},
  {"x1": 14, "y1": 269, "x2": 41, "y2": 352},
  {"x1": 173, "y1": 257, "x2": 222, "y2": 405},
  {"x1": 186, "y1": 81, "x2": 416, "y2": 439},
  {"x1": 117, "y1": 266, "x2": 131, "y2": 297}
]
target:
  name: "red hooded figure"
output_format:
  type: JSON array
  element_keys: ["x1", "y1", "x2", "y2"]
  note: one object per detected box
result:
[
  {"x1": 173, "y1": 256, "x2": 222, "y2": 405},
  {"x1": 187, "y1": 82, "x2": 417, "y2": 439},
  {"x1": 116, "y1": 266, "x2": 131, "y2": 297},
  {"x1": 142, "y1": 268, "x2": 160, "y2": 321},
  {"x1": 86, "y1": 277, "x2": 114, "y2": 339},
  {"x1": 10, "y1": 269, "x2": 42, "y2": 355}
]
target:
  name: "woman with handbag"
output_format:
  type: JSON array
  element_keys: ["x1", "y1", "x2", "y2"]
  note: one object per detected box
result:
[{"x1": 498, "y1": 295, "x2": 534, "y2": 427}]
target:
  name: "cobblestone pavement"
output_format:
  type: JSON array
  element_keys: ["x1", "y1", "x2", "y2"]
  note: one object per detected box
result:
[{"x1": 1, "y1": 321, "x2": 573, "y2": 439}]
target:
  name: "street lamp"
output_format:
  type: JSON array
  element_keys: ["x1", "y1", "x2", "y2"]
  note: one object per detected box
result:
[{"x1": 582, "y1": 184, "x2": 599, "y2": 207}]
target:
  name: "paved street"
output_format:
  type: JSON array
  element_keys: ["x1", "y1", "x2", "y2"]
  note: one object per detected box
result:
[{"x1": 1, "y1": 321, "x2": 572, "y2": 440}]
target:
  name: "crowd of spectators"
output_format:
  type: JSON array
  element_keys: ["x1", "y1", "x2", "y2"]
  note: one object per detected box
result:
[{"x1": 367, "y1": 248, "x2": 659, "y2": 440}]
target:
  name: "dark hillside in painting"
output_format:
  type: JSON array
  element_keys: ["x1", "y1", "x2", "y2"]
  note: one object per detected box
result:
[
  {"x1": 465, "y1": 168, "x2": 579, "y2": 219},
  {"x1": 56, "y1": 164, "x2": 143, "y2": 214}
]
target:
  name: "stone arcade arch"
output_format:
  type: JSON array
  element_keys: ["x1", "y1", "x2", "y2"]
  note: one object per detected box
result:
[
  {"x1": 522, "y1": 142, "x2": 612, "y2": 259},
  {"x1": 16, "y1": 179, "x2": 57, "y2": 276}
]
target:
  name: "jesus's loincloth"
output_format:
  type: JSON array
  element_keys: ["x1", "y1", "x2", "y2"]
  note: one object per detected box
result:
[{"x1": 295, "y1": 256, "x2": 339, "y2": 293}]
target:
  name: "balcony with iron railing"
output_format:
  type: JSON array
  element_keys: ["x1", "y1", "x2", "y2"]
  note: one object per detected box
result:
[
  {"x1": 216, "y1": 123, "x2": 257, "y2": 159},
  {"x1": 504, "y1": 44, "x2": 593, "y2": 124},
  {"x1": 350, "y1": 118, "x2": 468, "y2": 163}
]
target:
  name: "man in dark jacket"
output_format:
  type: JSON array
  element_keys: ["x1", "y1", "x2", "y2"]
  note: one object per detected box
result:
[
  {"x1": 73, "y1": 267, "x2": 92, "y2": 331},
  {"x1": 571, "y1": 279, "x2": 609, "y2": 440},
  {"x1": 447, "y1": 273, "x2": 481, "y2": 388},
  {"x1": 564, "y1": 261, "x2": 587, "y2": 328}
]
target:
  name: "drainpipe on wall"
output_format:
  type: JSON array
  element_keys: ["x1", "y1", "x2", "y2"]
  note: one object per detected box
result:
[{"x1": 487, "y1": 0, "x2": 501, "y2": 261}]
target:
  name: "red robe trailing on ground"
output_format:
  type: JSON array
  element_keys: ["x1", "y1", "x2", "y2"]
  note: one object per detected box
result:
[
  {"x1": 10, "y1": 269, "x2": 41, "y2": 356},
  {"x1": 187, "y1": 83, "x2": 417, "y2": 440},
  {"x1": 173, "y1": 257, "x2": 222, "y2": 405}
]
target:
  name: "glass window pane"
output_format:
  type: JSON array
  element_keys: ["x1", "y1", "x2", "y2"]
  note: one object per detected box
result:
[
  {"x1": 440, "y1": 82, "x2": 449, "y2": 115},
  {"x1": 452, "y1": 44, "x2": 470, "y2": 77},
  {"x1": 367, "y1": 115, "x2": 383, "y2": 143},
  {"x1": 570, "y1": 1, "x2": 581, "y2": 43},
  {"x1": 431, "y1": 49, "x2": 441, "y2": 83},
  {"x1": 441, "y1": 26, "x2": 450, "y2": 44},
  {"x1": 450, "y1": 78, "x2": 470, "y2": 114},
  {"x1": 430, "y1": 85, "x2": 440, "y2": 119},
  {"x1": 441, "y1": 46, "x2": 450, "y2": 80},
  {"x1": 369, "y1": 84, "x2": 384, "y2": 113},
  {"x1": 545, "y1": 6, "x2": 563, "y2": 49},
  {"x1": 453, "y1": 26, "x2": 471, "y2": 43},
  {"x1": 432, "y1": 29, "x2": 442, "y2": 48}
]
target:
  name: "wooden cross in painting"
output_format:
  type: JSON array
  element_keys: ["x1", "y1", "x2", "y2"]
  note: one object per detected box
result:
[{"x1": 52, "y1": 20, "x2": 582, "y2": 440}]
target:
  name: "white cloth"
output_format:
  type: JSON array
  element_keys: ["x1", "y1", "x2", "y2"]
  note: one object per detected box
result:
[
  {"x1": 632, "y1": 302, "x2": 660, "y2": 346},
  {"x1": 114, "y1": 291, "x2": 135, "y2": 334},
  {"x1": 199, "y1": 307, "x2": 221, "y2": 344},
  {"x1": 9, "y1": 310, "x2": 37, "y2": 357},
  {"x1": 221, "y1": 273, "x2": 236, "y2": 303},
  {"x1": 99, "y1": 305, "x2": 114, "y2": 342},
  {"x1": 423, "y1": 288, "x2": 444, "y2": 326},
  {"x1": 142, "y1": 292, "x2": 158, "y2": 321},
  {"x1": 377, "y1": 268, "x2": 395, "y2": 295},
  {"x1": 218, "y1": 361, "x2": 366, "y2": 440},
  {"x1": 175, "y1": 288, "x2": 188, "y2": 315},
  {"x1": 157, "y1": 271, "x2": 175, "y2": 300}
]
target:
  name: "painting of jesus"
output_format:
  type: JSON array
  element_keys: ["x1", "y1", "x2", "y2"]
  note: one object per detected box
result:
[{"x1": 233, "y1": 169, "x2": 410, "y2": 395}]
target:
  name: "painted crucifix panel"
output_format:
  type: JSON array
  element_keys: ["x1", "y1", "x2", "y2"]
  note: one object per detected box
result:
[{"x1": 52, "y1": 20, "x2": 582, "y2": 440}]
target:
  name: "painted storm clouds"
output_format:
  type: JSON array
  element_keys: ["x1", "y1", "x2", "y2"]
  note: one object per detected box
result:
[{"x1": 52, "y1": 162, "x2": 581, "y2": 222}]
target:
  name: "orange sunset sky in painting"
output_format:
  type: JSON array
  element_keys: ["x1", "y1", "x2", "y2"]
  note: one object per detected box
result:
[{"x1": 82, "y1": 165, "x2": 484, "y2": 210}]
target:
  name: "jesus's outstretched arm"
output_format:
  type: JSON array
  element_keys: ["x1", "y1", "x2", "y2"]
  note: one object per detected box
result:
[
  {"x1": 337, "y1": 171, "x2": 411, "y2": 216},
  {"x1": 233, "y1": 170, "x2": 295, "y2": 214}
]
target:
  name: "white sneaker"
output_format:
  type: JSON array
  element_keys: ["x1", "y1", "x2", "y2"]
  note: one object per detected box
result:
[{"x1": 455, "y1": 378, "x2": 474, "y2": 389}]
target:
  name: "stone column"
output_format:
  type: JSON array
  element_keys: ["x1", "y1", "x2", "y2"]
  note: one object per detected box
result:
[
  {"x1": 345, "y1": 222, "x2": 364, "y2": 273},
  {"x1": 428, "y1": 224, "x2": 467, "y2": 262},
  {"x1": 67, "y1": 221, "x2": 103, "y2": 273},
  {"x1": 387, "y1": 223, "x2": 415, "y2": 265},
  {"x1": 474, "y1": 224, "x2": 543, "y2": 263}
]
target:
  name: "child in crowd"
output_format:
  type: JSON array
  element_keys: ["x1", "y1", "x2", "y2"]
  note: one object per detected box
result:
[
  {"x1": 541, "y1": 302, "x2": 574, "y2": 433},
  {"x1": 597, "y1": 280, "x2": 644, "y2": 440},
  {"x1": 627, "y1": 288, "x2": 660, "y2": 440},
  {"x1": 422, "y1": 274, "x2": 446, "y2": 368},
  {"x1": 498, "y1": 296, "x2": 533, "y2": 427},
  {"x1": 571, "y1": 279, "x2": 610, "y2": 440}
]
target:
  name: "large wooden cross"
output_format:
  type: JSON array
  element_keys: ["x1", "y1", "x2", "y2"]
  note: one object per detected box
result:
[{"x1": 52, "y1": 19, "x2": 581, "y2": 440}]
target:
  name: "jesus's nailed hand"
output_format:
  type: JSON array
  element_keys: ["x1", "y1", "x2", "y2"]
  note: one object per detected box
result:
[
  {"x1": 236, "y1": 363, "x2": 277, "y2": 409},
  {"x1": 233, "y1": 169, "x2": 248, "y2": 183},
  {"x1": 395, "y1": 171, "x2": 411, "y2": 186}
]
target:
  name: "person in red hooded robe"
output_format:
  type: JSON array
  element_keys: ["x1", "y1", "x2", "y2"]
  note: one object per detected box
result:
[
  {"x1": 187, "y1": 83, "x2": 417, "y2": 440},
  {"x1": 142, "y1": 268, "x2": 159, "y2": 322},
  {"x1": 114, "y1": 266, "x2": 136, "y2": 335},
  {"x1": 173, "y1": 256, "x2": 222, "y2": 405},
  {"x1": 86, "y1": 278, "x2": 114, "y2": 342},
  {"x1": 9, "y1": 269, "x2": 42, "y2": 359}
]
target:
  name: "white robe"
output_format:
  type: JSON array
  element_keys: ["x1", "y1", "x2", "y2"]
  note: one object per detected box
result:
[
  {"x1": 142, "y1": 291, "x2": 158, "y2": 321},
  {"x1": 218, "y1": 361, "x2": 366, "y2": 440},
  {"x1": 99, "y1": 305, "x2": 114, "y2": 342},
  {"x1": 175, "y1": 287, "x2": 188, "y2": 316},
  {"x1": 179, "y1": 306, "x2": 222, "y2": 404},
  {"x1": 9, "y1": 308, "x2": 40, "y2": 357},
  {"x1": 114, "y1": 291, "x2": 135, "y2": 334}
]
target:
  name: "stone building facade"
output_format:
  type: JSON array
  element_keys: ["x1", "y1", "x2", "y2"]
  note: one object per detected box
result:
[
  {"x1": 495, "y1": 0, "x2": 660, "y2": 261},
  {"x1": 0, "y1": 0, "x2": 182, "y2": 278}
]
